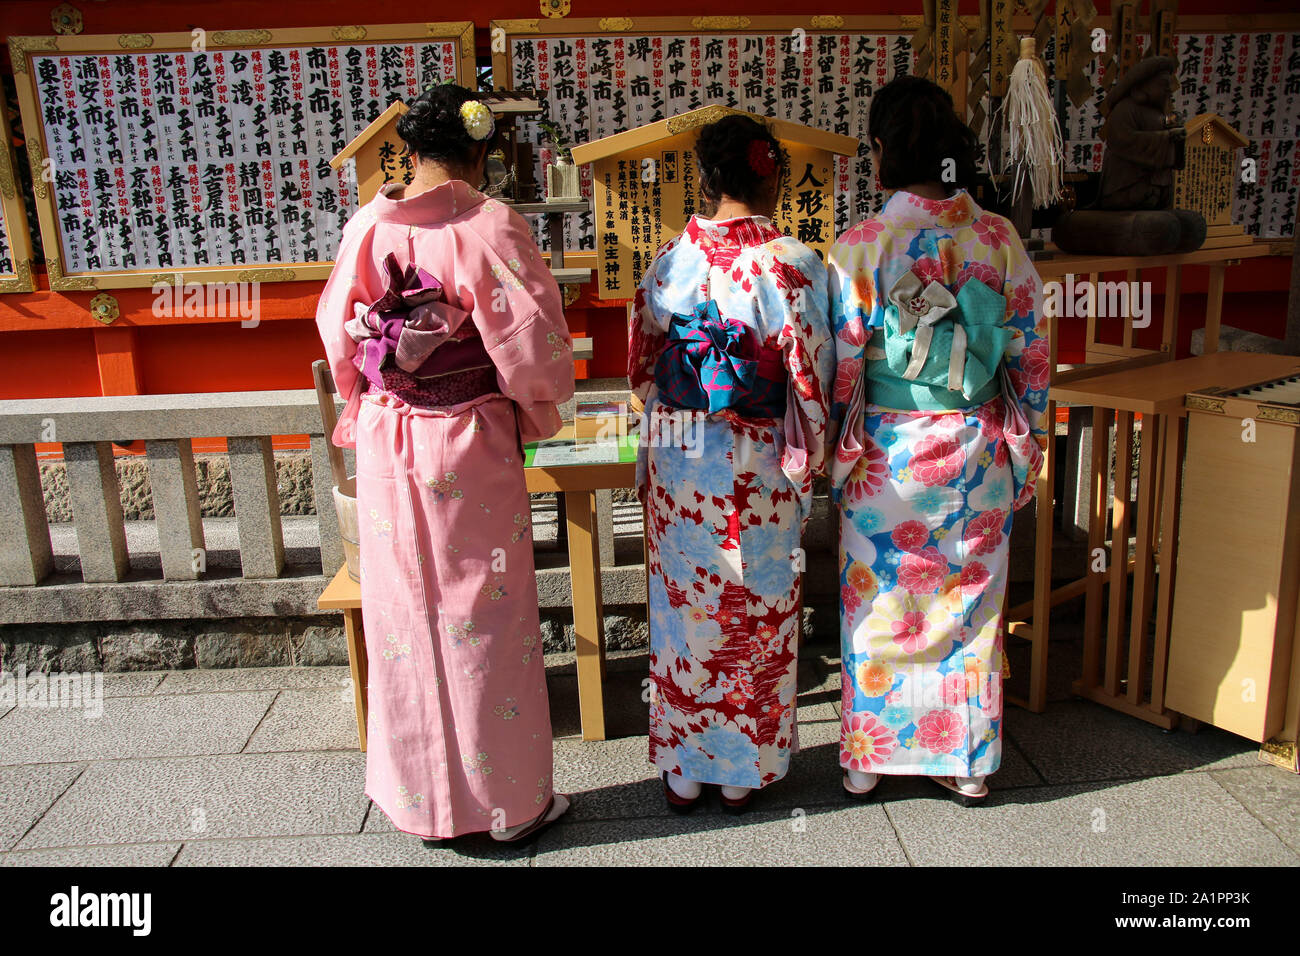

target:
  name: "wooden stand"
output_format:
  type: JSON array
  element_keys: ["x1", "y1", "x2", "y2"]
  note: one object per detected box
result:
[
  {"x1": 316, "y1": 457, "x2": 635, "y2": 748},
  {"x1": 1047, "y1": 353, "x2": 1300, "y2": 726},
  {"x1": 1003, "y1": 240, "x2": 1281, "y2": 714}
]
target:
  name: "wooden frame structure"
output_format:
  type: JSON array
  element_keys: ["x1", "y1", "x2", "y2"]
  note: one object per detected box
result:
[
  {"x1": 8, "y1": 21, "x2": 475, "y2": 291},
  {"x1": 1005, "y1": 241, "x2": 1289, "y2": 716}
]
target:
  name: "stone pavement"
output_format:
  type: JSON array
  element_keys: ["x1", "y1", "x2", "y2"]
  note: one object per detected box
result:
[{"x1": 1, "y1": 619, "x2": 1298, "y2": 866}]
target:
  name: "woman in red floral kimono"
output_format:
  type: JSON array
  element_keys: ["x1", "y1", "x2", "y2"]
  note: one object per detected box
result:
[{"x1": 630, "y1": 115, "x2": 834, "y2": 814}]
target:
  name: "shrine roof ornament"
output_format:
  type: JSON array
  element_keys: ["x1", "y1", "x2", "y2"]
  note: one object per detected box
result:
[
  {"x1": 1184, "y1": 113, "x2": 1250, "y2": 149},
  {"x1": 330, "y1": 101, "x2": 411, "y2": 170},
  {"x1": 569, "y1": 105, "x2": 860, "y2": 166}
]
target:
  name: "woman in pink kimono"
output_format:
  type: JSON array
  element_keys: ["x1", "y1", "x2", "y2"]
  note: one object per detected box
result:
[
  {"x1": 316, "y1": 85, "x2": 574, "y2": 844},
  {"x1": 631, "y1": 115, "x2": 834, "y2": 814},
  {"x1": 828, "y1": 77, "x2": 1048, "y2": 805}
]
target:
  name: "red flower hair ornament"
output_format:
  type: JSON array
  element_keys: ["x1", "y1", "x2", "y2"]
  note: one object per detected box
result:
[{"x1": 748, "y1": 139, "x2": 778, "y2": 177}]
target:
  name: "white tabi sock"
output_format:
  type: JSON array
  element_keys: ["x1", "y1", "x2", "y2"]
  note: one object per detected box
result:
[
  {"x1": 846, "y1": 769, "x2": 880, "y2": 793},
  {"x1": 956, "y1": 775, "x2": 986, "y2": 794},
  {"x1": 666, "y1": 774, "x2": 703, "y2": 800},
  {"x1": 719, "y1": 785, "x2": 751, "y2": 801}
]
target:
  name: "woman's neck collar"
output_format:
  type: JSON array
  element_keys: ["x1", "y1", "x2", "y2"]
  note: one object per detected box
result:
[{"x1": 898, "y1": 182, "x2": 956, "y2": 201}]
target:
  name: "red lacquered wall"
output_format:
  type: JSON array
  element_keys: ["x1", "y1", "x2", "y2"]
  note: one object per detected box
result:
[{"x1": 0, "y1": 0, "x2": 1293, "y2": 421}]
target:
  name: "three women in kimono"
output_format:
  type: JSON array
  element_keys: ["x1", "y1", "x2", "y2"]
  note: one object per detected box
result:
[{"x1": 316, "y1": 84, "x2": 574, "y2": 844}]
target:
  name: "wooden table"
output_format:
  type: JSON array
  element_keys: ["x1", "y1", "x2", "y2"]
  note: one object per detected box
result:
[
  {"x1": 1047, "y1": 352, "x2": 1300, "y2": 727},
  {"x1": 317, "y1": 440, "x2": 636, "y2": 750},
  {"x1": 318, "y1": 566, "x2": 369, "y2": 751}
]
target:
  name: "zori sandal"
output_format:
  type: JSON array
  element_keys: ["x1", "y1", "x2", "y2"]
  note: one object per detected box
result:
[{"x1": 930, "y1": 775, "x2": 989, "y2": 807}]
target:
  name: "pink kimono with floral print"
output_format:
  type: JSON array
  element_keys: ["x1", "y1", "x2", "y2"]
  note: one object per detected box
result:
[
  {"x1": 828, "y1": 189, "x2": 1048, "y2": 780},
  {"x1": 316, "y1": 180, "x2": 573, "y2": 839}
]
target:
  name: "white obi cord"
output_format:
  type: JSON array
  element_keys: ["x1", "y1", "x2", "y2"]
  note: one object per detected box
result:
[{"x1": 887, "y1": 271, "x2": 967, "y2": 393}]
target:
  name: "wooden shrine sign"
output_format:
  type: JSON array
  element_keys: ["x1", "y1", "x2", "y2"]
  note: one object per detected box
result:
[
  {"x1": 569, "y1": 104, "x2": 859, "y2": 300},
  {"x1": 330, "y1": 100, "x2": 412, "y2": 206},
  {"x1": 1173, "y1": 113, "x2": 1249, "y2": 231}
]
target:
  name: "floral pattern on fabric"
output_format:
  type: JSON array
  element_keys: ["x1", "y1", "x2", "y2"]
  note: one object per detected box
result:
[
  {"x1": 632, "y1": 215, "x2": 834, "y2": 789},
  {"x1": 827, "y1": 189, "x2": 1047, "y2": 778}
]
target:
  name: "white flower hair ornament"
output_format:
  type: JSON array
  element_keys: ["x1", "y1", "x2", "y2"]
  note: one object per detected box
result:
[{"x1": 460, "y1": 101, "x2": 495, "y2": 141}]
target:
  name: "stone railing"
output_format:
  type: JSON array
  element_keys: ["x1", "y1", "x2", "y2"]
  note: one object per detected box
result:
[{"x1": 0, "y1": 389, "x2": 349, "y2": 624}]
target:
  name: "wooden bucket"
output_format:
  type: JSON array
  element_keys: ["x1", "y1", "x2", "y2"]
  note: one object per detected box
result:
[{"x1": 332, "y1": 483, "x2": 360, "y2": 582}]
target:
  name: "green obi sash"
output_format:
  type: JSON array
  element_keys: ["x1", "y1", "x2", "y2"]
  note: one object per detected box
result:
[{"x1": 865, "y1": 270, "x2": 1013, "y2": 411}]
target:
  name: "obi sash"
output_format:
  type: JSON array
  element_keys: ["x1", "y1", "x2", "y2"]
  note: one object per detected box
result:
[
  {"x1": 865, "y1": 270, "x2": 1013, "y2": 412},
  {"x1": 652, "y1": 300, "x2": 788, "y2": 419},
  {"x1": 344, "y1": 252, "x2": 496, "y2": 406}
]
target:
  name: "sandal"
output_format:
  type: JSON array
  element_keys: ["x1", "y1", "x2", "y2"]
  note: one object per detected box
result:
[
  {"x1": 842, "y1": 771, "x2": 880, "y2": 802},
  {"x1": 489, "y1": 794, "x2": 571, "y2": 844},
  {"x1": 718, "y1": 788, "x2": 753, "y2": 815},
  {"x1": 662, "y1": 771, "x2": 701, "y2": 814},
  {"x1": 930, "y1": 775, "x2": 988, "y2": 807}
]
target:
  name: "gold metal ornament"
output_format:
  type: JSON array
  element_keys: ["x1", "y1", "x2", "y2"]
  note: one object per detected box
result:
[
  {"x1": 599, "y1": 18, "x2": 634, "y2": 31},
  {"x1": 496, "y1": 19, "x2": 541, "y2": 33},
  {"x1": 691, "y1": 16, "x2": 752, "y2": 29},
  {"x1": 810, "y1": 16, "x2": 846, "y2": 29},
  {"x1": 211, "y1": 30, "x2": 273, "y2": 46},
  {"x1": 541, "y1": 0, "x2": 570, "y2": 18},
  {"x1": 1184, "y1": 395, "x2": 1225, "y2": 414},
  {"x1": 562, "y1": 284, "x2": 580, "y2": 308},
  {"x1": 89, "y1": 293, "x2": 120, "y2": 324},
  {"x1": 117, "y1": 34, "x2": 155, "y2": 49},
  {"x1": 51, "y1": 4, "x2": 82, "y2": 35},
  {"x1": 0, "y1": 260, "x2": 35, "y2": 293},
  {"x1": 8, "y1": 36, "x2": 59, "y2": 74},
  {"x1": 333, "y1": 26, "x2": 367, "y2": 41},
  {"x1": 236, "y1": 268, "x2": 296, "y2": 282},
  {"x1": 47, "y1": 256, "x2": 97, "y2": 291}
]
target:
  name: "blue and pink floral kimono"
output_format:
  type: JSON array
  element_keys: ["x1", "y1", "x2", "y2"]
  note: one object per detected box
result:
[
  {"x1": 828, "y1": 189, "x2": 1048, "y2": 780},
  {"x1": 631, "y1": 215, "x2": 834, "y2": 789}
]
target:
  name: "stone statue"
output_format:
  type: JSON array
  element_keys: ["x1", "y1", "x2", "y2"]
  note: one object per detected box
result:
[
  {"x1": 1097, "y1": 56, "x2": 1185, "y2": 210},
  {"x1": 1053, "y1": 55, "x2": 1205, "y2": 255}
]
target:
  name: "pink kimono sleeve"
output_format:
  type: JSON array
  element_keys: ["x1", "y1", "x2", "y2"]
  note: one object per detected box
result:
[
  {"x1": 765, "y1": 242, "x2": 834, "y2": 493},
  {"x1": 1000, "y1": 232, "x2": 1049, "y2": 511},
  {"x1": 466, "y1": 211, "x2": 574, "y2": 444},
  {"x1": 314, "y1": 215, "x2": 379, "y2": 448}
]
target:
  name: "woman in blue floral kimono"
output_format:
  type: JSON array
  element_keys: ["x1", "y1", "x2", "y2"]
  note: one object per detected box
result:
[
  {"x1": 631, "y1": 115, "x2": 834, "y2": 813},
  {"x1": 828, "y1": 77, "x2": 1048, "y2": 804}
]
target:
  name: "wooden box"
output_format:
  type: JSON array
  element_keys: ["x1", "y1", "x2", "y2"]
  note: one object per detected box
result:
[{"x1": 1166, "y1": 373, "x2": 1300, "y2": 745}]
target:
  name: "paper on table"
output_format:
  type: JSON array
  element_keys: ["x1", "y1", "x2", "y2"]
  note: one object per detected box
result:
[{"x1": 528, "y1": 439, "x2": 622, "y2": 467}]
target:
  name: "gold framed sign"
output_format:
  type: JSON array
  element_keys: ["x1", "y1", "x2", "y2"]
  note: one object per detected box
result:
[
  {"x1": 0, "y1": 99, "x2": 37, "y2": 293},
  {"x1": 9, "y1": 21, "x2": 475, "y2": 291}
]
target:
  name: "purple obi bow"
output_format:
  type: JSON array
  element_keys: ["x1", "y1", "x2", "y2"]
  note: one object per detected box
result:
[
  {"x1": 345, "y1": 253, "x2": 490, "y2": 385},
  {"x1": 653, "y1": 301, "x2": 786, "y2": 417}
]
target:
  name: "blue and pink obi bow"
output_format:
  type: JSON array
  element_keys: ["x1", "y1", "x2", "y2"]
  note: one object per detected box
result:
[
  {"x1": 344, "y1": 252, "x2": 490, "y2": 387},
  {"x1": 653, "y1": 300, "x2": 787, "y2": 418}
]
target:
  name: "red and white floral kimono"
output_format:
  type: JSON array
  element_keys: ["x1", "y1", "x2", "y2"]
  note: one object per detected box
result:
[
  {"x1": 828, "y1": 189, "x2": 1048, "y2": 780},
  {"x1": 316, "y1": 179, "x2": 573, "y2": 839},
  {"x1": 631, "y1": 215, "x2": 834, "y2": 789}
]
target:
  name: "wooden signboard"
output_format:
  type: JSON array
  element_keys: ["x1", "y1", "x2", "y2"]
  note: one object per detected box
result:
[
  {"x1": 570, "y1": 104, "x2": 858, "y2": 300},
  {"x1": 0, "y1": 101, "x2": 37, "y2": 293},
  {"x1": 8, "y1": 22, "x2": 474, "y2": 291},
  {"x1": 330, "y1": 101, "x2": 412, "y2": 207},
  {"x1": 1173, "y1": 113, "x2": 1249, "y2": 230}
]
